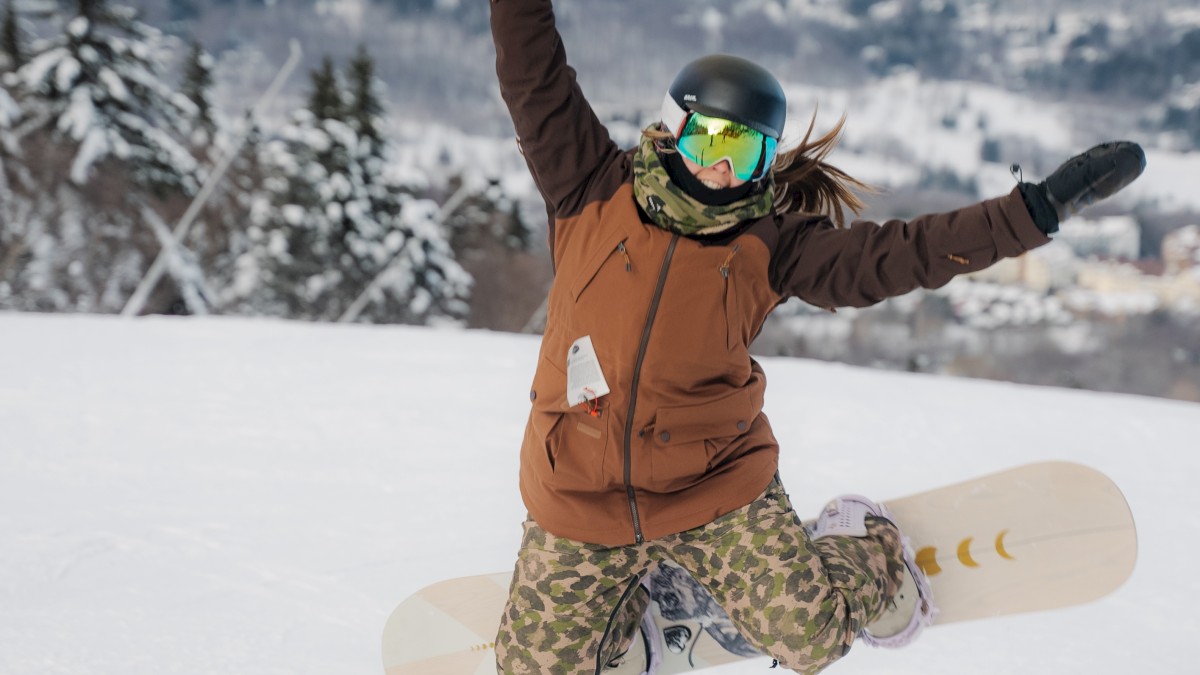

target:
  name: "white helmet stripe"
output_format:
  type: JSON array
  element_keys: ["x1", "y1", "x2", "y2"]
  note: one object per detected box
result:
[{"x1": 660, "y1": 92, "x2": 689, "y2": 138}]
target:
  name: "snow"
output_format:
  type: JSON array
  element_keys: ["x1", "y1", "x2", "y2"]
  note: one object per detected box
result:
[
  {"x1": 867, "y1": 1, "x2": 905, "y2": 22},
  {"x1": 66, "y1": 17, "x2": 88, "y2": 39},
  {"x1": 781, "y1": 73, "x2": 1075, "y2": 175},
  {"x1": 281, "y1": 204, "x2": 305, "y2": 226},
  {"x1": 0, "y1": 87, "x2": 19, "y2": 129},
  {"x1": 773, "y1": 73, "x2": 1200, "y2": 212},
  {"x1": 1129, "y1": 149, "x2": 1200, "y2": 212},
  {"x1": 70, "y1": 127, "x2": 108, "y2": 185},
  {"x1": 98, "y1": 68, "x2": 130, "y2": 104},
  {"x1": 316, "y1": 0, "x2": 369, "y2": 31},
  {"x1": 0, "y1": 312, "x2": 1197, "y2": 674},
  {"x1": 22, "y1": 47, "x2": 69, "y2": 92},
  {"x1": 54, "y1": 57, "x2": 81, "y2": 93}
]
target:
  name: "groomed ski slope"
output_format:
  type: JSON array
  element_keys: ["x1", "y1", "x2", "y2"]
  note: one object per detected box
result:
[{"x1": 0, "y1": 313, "x2": 1195, "y2": 675}]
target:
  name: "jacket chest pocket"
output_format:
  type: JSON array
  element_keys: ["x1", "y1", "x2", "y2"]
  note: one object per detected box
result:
[{"x1": 570, "y1": 234, "x2": 630, "y2": 303}]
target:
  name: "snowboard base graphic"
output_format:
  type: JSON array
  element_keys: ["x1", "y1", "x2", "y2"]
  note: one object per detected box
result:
[{"x1": 382, "y1": 462, "x2": 1136, "y2": 674}]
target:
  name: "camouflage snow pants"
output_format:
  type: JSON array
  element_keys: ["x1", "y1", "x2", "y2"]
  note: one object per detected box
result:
[{"x1": 495, "y1": 479, "x2": 906, "y2": 675}]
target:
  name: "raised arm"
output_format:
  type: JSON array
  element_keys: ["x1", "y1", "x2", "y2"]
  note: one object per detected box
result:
[
  {"x1": 771, "y1": 187, "x2": 1051, "y2": 309},
  {"x1": 490, "y1": 0, "x2": 622, "y2": 218},
  {"x1": 771, "y1": 140, "x2": 1146, "y2": 309}
]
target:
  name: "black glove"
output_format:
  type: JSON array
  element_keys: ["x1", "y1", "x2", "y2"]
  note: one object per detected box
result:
[{"x1": 1019, "y1": 141, "x2": 1146, "y2": 234}]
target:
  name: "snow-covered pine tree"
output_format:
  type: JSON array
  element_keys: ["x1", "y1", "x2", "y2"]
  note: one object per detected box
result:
[
  {"x1": 435, "y1": 171, "x2": 541, "y2": 330},
  {"x1": 15, "y1": 0, "x2": 198, "y2": 191},
  {"x1": 157, "y1": 106, "x2": 272, "y2": 318},
  {"x1": 0, "y1": 79, "x2": 37, "y2": 309},
  {"x1": 0, "y1": 0, "x2": 202, "y2": 313},
  {"x1": 173, "y1": 43, "x2": 258, "y2": 318},
  {"x1": 234, "y1": 48, "x2": 469, "y2": 325},
  {"x1": 1, "y1": 0, "x2": 24, "y2": 71},
  {"x1": 180, "y1": 39, "x2": 214, "y2": 147},
  {"x1": 347, "y1": 44, "x2": 382, "y2": 151},
  {"x1": 307, "y1": 54, "x2": 343, "y2": 122}
]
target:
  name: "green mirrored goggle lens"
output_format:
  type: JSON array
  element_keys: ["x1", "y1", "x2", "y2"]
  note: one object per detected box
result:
[{"x1": 675, "y1": 113, "x2": 778, "y2": 182}]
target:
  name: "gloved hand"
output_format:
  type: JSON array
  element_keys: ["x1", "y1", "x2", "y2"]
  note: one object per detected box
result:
[{"x1": 1019, "y1": 141, "x2": 1146, "y2": 234}]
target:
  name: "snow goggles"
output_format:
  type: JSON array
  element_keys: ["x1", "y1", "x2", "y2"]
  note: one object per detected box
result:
[{"x1": 674, "y1": 112, "x2": 778, "y2": 182}]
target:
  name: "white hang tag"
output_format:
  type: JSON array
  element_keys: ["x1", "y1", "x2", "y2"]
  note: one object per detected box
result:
[{"x1": 566, "y1": 336, "x2": 610, "y2": 407}]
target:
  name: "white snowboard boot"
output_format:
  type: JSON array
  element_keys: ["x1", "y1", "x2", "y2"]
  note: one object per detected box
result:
[{"x1": 807, "y1": 495, "x2": 937, "y2": 648}]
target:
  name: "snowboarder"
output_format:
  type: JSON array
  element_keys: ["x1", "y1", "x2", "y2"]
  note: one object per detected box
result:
[{"x1": 489, "y1": 1, "x2": 1146, "y2": 673}]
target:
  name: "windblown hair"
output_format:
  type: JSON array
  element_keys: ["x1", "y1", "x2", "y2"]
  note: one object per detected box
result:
[
  {"x1": 644, "y1": 110, "x2": 874, "y2": 227},
  {"x1": 770, "y1": 111, "x2": 874, "y2": 227}
]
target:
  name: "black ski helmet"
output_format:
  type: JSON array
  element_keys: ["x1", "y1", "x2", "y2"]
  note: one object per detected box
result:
[{"x1": 660, "y1": 54, "x2": 787, "y2": 141}]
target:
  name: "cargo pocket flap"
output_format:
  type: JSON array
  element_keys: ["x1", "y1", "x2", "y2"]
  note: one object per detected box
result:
[{"x1": 654, "y1": 388, "x2": 756, "y2": 446}]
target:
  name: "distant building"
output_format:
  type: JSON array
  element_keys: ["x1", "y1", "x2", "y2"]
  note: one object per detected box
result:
[
  {"x1": 1163, "y1": 225, "x2": 1200, "y2": 276},
  {"x1": 1056, "y1": 216, "x2": 1141, "y2": 261},
  {"x1": 966, "y1": 221, "x2": 1200, "y2": 312},
  {"x1": 967, "y1": 242, "x2": 1078, "y2": 291},
  {"x1": 1075, "y1": 260, "x2": 1200, "y2": 310}
]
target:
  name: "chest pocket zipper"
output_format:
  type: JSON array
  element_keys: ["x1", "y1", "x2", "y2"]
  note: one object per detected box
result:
[
  {"x1": 570, "y1": 236, "x2": 631, "y2": 302},
  {"x1": 617, "y1": 242, "x2": 631, "y2": 271},
  {"x1": 720, "y1": 244, "x2": 741, "y2": 350}
]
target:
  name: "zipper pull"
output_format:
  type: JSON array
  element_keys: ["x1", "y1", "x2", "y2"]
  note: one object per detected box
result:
[
  {"x1": 719, "y1": 244, "x2": 741, "y2": 279},
  {"x1": 618, "y1": 242, "x2": 631, "y2": 272}
]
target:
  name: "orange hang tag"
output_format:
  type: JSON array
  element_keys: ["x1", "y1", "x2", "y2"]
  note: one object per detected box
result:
[{"x1": 566, "y1": 335, "x2": 610, "y2": 409}]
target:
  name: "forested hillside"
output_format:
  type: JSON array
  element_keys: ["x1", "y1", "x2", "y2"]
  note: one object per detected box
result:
[{"x1": 2, "y1": 0, "x2": 1197, "y2": 399}]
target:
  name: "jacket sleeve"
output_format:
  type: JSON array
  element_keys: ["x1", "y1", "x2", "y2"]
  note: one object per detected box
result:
[
  {"x1": 770, "y1": 187, "x2": 1052, "y2": 309},
  {"x1": 490, "y1": 0, "x2": 621, "y2": 220}
]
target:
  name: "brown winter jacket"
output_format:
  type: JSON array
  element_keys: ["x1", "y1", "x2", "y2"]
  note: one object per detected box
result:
[{"x1": 492, "y1": 0, "x2": 1050, "y2": 546}]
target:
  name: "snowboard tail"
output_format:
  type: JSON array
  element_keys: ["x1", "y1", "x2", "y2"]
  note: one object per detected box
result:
[
  {"x1": 382, "y1": 462, "x2": 1136, "y2": 674},
  {"x1": 888, "y1": 460, "x2": 1135, "y2": 624}
]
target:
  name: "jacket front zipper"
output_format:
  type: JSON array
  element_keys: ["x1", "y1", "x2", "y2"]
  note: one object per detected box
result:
[{"x1": 622, "y1": 234, "x2": 680, "y2": 544}]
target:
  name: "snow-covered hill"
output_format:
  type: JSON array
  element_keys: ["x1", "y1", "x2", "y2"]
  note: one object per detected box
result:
[{"x1": 1, "y1": 313, "x2": 1197, "y2": 674}]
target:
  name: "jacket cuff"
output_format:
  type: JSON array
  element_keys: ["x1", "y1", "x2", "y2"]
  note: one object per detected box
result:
[{"x1": 1018, "y1": 182, "x2": 1061, "y2": 235}]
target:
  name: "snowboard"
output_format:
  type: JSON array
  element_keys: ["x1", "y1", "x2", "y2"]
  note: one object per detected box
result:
[{"x1": 382, "y1": 461, "x2": 1136, "y2": 674}]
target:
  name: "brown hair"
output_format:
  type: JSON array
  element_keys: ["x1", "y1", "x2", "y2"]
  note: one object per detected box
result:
[
  {"x1": 643, "y1": 110, "x2": 874, "y2": 227},
  {"x1": 770, "y1": 111, "x2": 874, "y2": 227}
]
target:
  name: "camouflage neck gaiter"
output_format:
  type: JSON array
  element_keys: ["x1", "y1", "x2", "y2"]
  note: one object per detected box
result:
[{"x1": 632, "y1": 130, "x2": 774, "y2": 236}]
